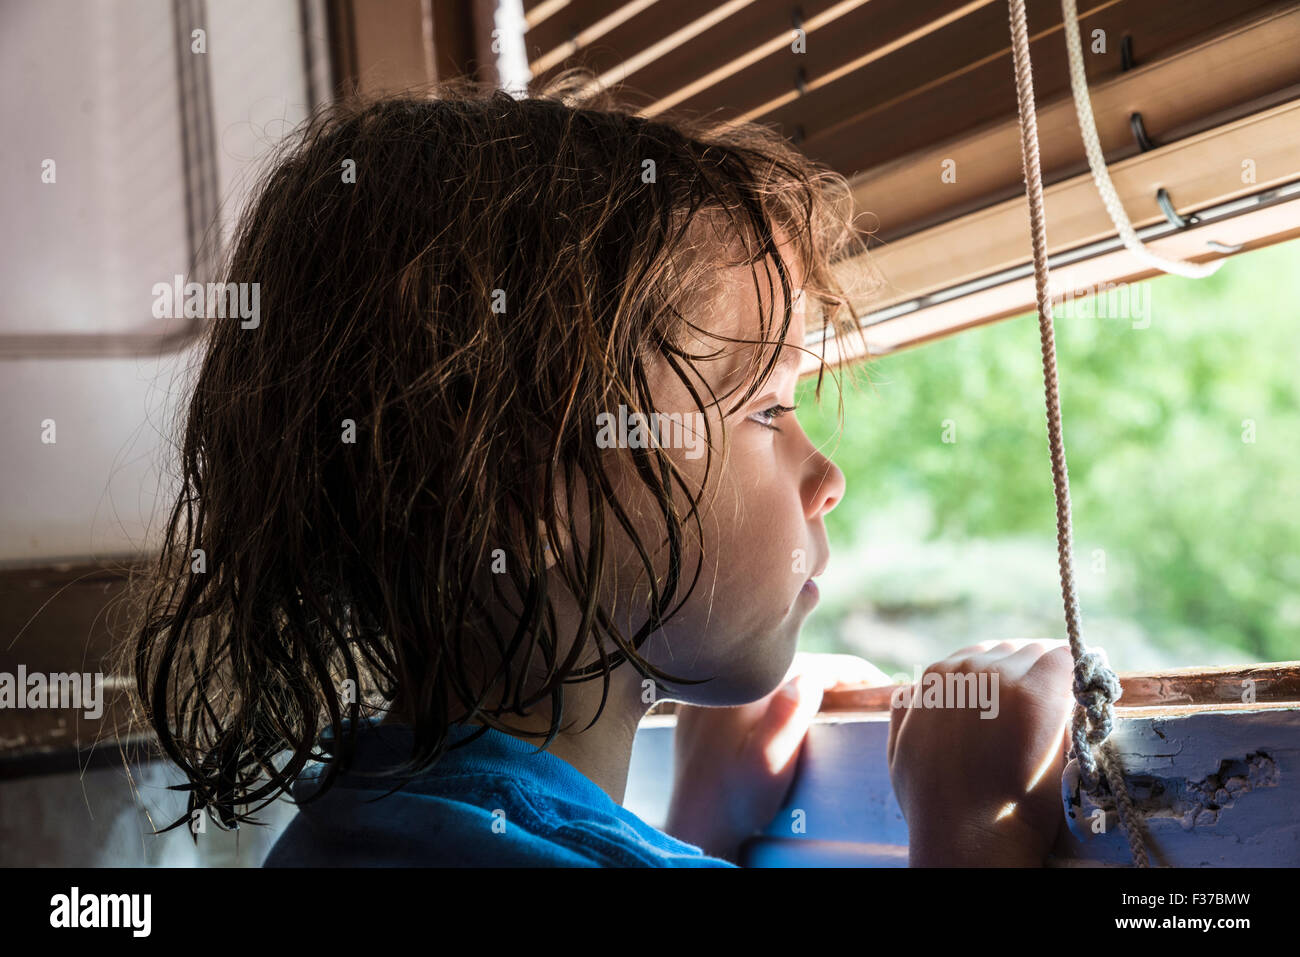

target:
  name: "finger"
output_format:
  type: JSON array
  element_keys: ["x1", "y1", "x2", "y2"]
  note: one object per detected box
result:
[
  {"x1": 998, "y1": 640, "x2": 1070, "y2": 679},
  {"x1": 942, "y1": 639, "x2": 1009, "y2": 661},
  {"x1": 1022, "y1": 644, "x2": 1076, "y2": 688},
  {"x1": 883, "y1": 691, "x2": 904, "y2": 764},
  {"x1": 984, "y1": 638, "x2": 1067, "y2": 666},
  {"x1": 751, "y1": 673, "x2": 823, "y2": 776},
  {"x1": 887, "y1": 683, "x2": 909, "y2": 766},
  {"x1": 1040, "y1": 692, "x2": 1075, "y2": 769},
  {"x1": 947, "y1": 639, "x2": 1058, "y2": 672}
]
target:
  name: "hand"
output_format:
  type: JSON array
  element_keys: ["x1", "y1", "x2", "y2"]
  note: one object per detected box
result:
[
  {"x1": 665, "y1": 652, "x2": 892, "y2": 862},
  {"x1": 887, "y1": 639, "x2": 1074, "y2": 867}
]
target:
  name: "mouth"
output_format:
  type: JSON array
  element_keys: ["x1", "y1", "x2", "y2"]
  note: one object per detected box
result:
[{"x1": 800, "y1": 557, "x2": 827, "y2": 600}]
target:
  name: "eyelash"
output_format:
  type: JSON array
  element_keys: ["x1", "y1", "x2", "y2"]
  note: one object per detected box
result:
[{"x1": 750, "y1": 403, "x2": 798, "y2": 432}]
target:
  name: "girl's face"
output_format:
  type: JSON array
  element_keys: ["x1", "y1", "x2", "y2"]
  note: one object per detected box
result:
[{"x1": 606, "y1": 251, "x2": 846, "y2": 706}]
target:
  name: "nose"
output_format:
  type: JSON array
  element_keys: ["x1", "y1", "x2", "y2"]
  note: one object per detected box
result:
[{"x1": 803, "y1": 448, "x2": 845, "y2": 520}]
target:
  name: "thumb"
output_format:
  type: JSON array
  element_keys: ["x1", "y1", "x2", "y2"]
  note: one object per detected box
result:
[{"x1": 752, "y1": 673, "x2": 823, "y2": 776}]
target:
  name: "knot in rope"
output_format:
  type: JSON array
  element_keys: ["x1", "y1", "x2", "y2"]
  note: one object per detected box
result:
[
  {"x1": 1073, "y1": 649, "x2": 1121, "y2": 741},
  {"x1": 1070, "y1": 648, "x2": 1122, "y2": 793}
]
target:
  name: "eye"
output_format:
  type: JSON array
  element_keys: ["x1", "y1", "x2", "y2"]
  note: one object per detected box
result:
[{"x1": 749, "y1": 403, "x2": 798, "y2": 432}]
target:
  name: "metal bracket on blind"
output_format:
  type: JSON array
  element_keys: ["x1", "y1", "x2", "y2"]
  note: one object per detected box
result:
[
  {"x1": 1130, "y1": 112, "x2": 1157, "y2": 152},
  {"x1": 1121, "y1": 34, "x2": 1157, "y2": 153},
  {"x1": 1156, "y1": 188, "x2": 1197, "y2": 228},
  {"x1": 1155, "y1": 188, "x2": 1245, "y2": 253},
  {"x1": 1120, "y1": 34, "x2": 1242, "y2": 255}
]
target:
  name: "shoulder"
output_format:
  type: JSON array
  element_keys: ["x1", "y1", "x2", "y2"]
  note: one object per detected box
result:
[
  {"x1": 263, "y1": 771, "x2": 733, "y2": 868},
  {"x1": 509, "y1": 777, "x2": 734, "y2": 867},
  {"x1": 261, "y1": 721, "x2": 737, "y2": 868},
  {"x1": 263, "y1": 772, "x2": 593, "y2": 867}
]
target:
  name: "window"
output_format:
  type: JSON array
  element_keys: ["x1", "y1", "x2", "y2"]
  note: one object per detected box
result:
[{"x1": 798, "y1": 240, "x2": 1300, "y2": 674}]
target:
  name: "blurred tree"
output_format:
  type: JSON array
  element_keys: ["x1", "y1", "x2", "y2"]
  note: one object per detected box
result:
[{"x1": 797, "y1": 239, "x2": 1300, "y2": 667}]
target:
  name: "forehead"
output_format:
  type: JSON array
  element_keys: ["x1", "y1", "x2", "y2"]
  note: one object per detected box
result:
[{"x1": 668, "y1": 232, "x2": 808, "y2": 399}]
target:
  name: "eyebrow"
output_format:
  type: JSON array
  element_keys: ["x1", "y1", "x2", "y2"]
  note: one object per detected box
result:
[
  {"x1": 719, "y1": 339, "x2": 802, "y2": 388},
  {"x1": 751, "y1": 344, "x2": 803, "y2": 387},
  {"x1": 773, "y1": 346, "x2": 803, "y2": 375}
]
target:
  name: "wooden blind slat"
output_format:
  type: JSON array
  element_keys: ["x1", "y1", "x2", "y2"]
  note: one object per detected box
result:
[
  {"x1": 525, "y1": 0, "x2": 646, "y2": 70},
  {"x1": 845, "y1": 5, "x2": 1300, "y2": 242},
  {"x1": 653, "y1": 0, "x2": 1000, "y2": 126},
  {"x1": 805, "y1": 101, "x2": 1300, "y2": 366},
  {"x1": 873, "y1": 100, "x2": 1300, "y2": 302},
  {"x1": 821, "y1": 201, "x2": 1300, "y2": 364},
  {"x1": 797, "y1": 0, "x2": 1278, "y2": 178},
  {"x1": 529, "y1": 0, "x2": 1278, "y2": 182},
  {"x1": 529, "y1": 0, "x2": 851, "y2": 98},
  {"x1": 525, "y1": 0, "x2": 576, "y2": 31}
]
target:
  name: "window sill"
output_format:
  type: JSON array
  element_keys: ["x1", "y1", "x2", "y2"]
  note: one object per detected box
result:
[{"x1": 632, "y1": 663, "x2": 1300, "y2": 867}]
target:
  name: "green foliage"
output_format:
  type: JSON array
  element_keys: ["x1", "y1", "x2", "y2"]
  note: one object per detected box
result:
[{"x1": 797, "y1": 239, "x2": 1300, "y2": 665}]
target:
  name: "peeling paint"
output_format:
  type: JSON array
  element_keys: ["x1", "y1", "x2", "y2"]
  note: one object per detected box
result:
[
  {"x1": 1070, "y1": 751, "x2": 1281, "y2": 838},
  {"x1": 1131, "y1": 752, "x2": 1280, "y2": 830}
]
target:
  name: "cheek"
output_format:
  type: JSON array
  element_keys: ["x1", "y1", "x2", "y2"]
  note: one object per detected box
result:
[
  {"x1": 718, "y1": 456, "x2": 807, "y2": 576},
  {"x1": 608, "y1": 439, "x2": 805, "y2": 627},
  {"x1": 632, "y1": 454, "x2": 809, "y2": 702},
  {"x1": 683, "y1": 474, "x2": 808, "y2": 624},
  {"x1": 726, "y1": 507, "x2": 806, "y2": 610}
]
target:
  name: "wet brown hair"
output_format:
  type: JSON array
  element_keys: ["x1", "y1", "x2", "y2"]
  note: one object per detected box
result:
[{"x1": 126, "y1": 69, "x2": 870, "y2": 830}]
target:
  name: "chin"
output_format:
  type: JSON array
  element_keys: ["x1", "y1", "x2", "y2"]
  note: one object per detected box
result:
[
  {"x1": 738, "y1": 615, "x2": 805, "y2": 700},
  {"x1": 643, "y1": 599, "x2": 804, "y2": 705},
  {"x1": 675, "y1": 627, "x2": 800, "y2": 707}
]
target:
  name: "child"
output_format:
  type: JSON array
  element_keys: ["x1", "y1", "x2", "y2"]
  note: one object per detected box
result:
[{"x1": 129, "y1": 71, "x2": 1075, "y2": 867}]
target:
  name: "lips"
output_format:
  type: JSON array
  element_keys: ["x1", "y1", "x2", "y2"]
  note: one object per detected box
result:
[{"x1": 801, "y1": 555, "x2": 827, "y2": 599}]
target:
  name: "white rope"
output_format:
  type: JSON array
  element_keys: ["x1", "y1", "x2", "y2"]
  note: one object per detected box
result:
[{"x1": 1060, "y1": 0, "x2": 1223, "y2": 280}]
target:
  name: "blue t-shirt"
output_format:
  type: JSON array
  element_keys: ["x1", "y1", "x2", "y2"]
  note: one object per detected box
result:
[{"x1": 263, "y1": 718, "x2": 737, "y2": 867}]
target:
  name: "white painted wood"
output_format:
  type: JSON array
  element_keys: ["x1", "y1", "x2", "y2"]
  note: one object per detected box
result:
[
  {"x1": 624, "y1": 707, "x2": 1300, "y2": 867},
  {"x1": 1052, "y1": 706, "x2": 1300, "y2": 867}
]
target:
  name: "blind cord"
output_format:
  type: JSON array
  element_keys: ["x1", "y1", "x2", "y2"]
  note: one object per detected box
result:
[
  {"x1": 1007, "y1": 0, "x2": 1151, "y2": 868},
  {"x1": 1060, "y1": 0, "x2": 1223, "y2": 279}
]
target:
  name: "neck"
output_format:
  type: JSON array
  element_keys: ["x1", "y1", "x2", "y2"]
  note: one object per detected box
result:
[
  {"x1": 518, "y1": 673, "x2": 647, "y2": 804},
  {"x1": 385, "y1": 665, "x2": 651, "y2": 806}
]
